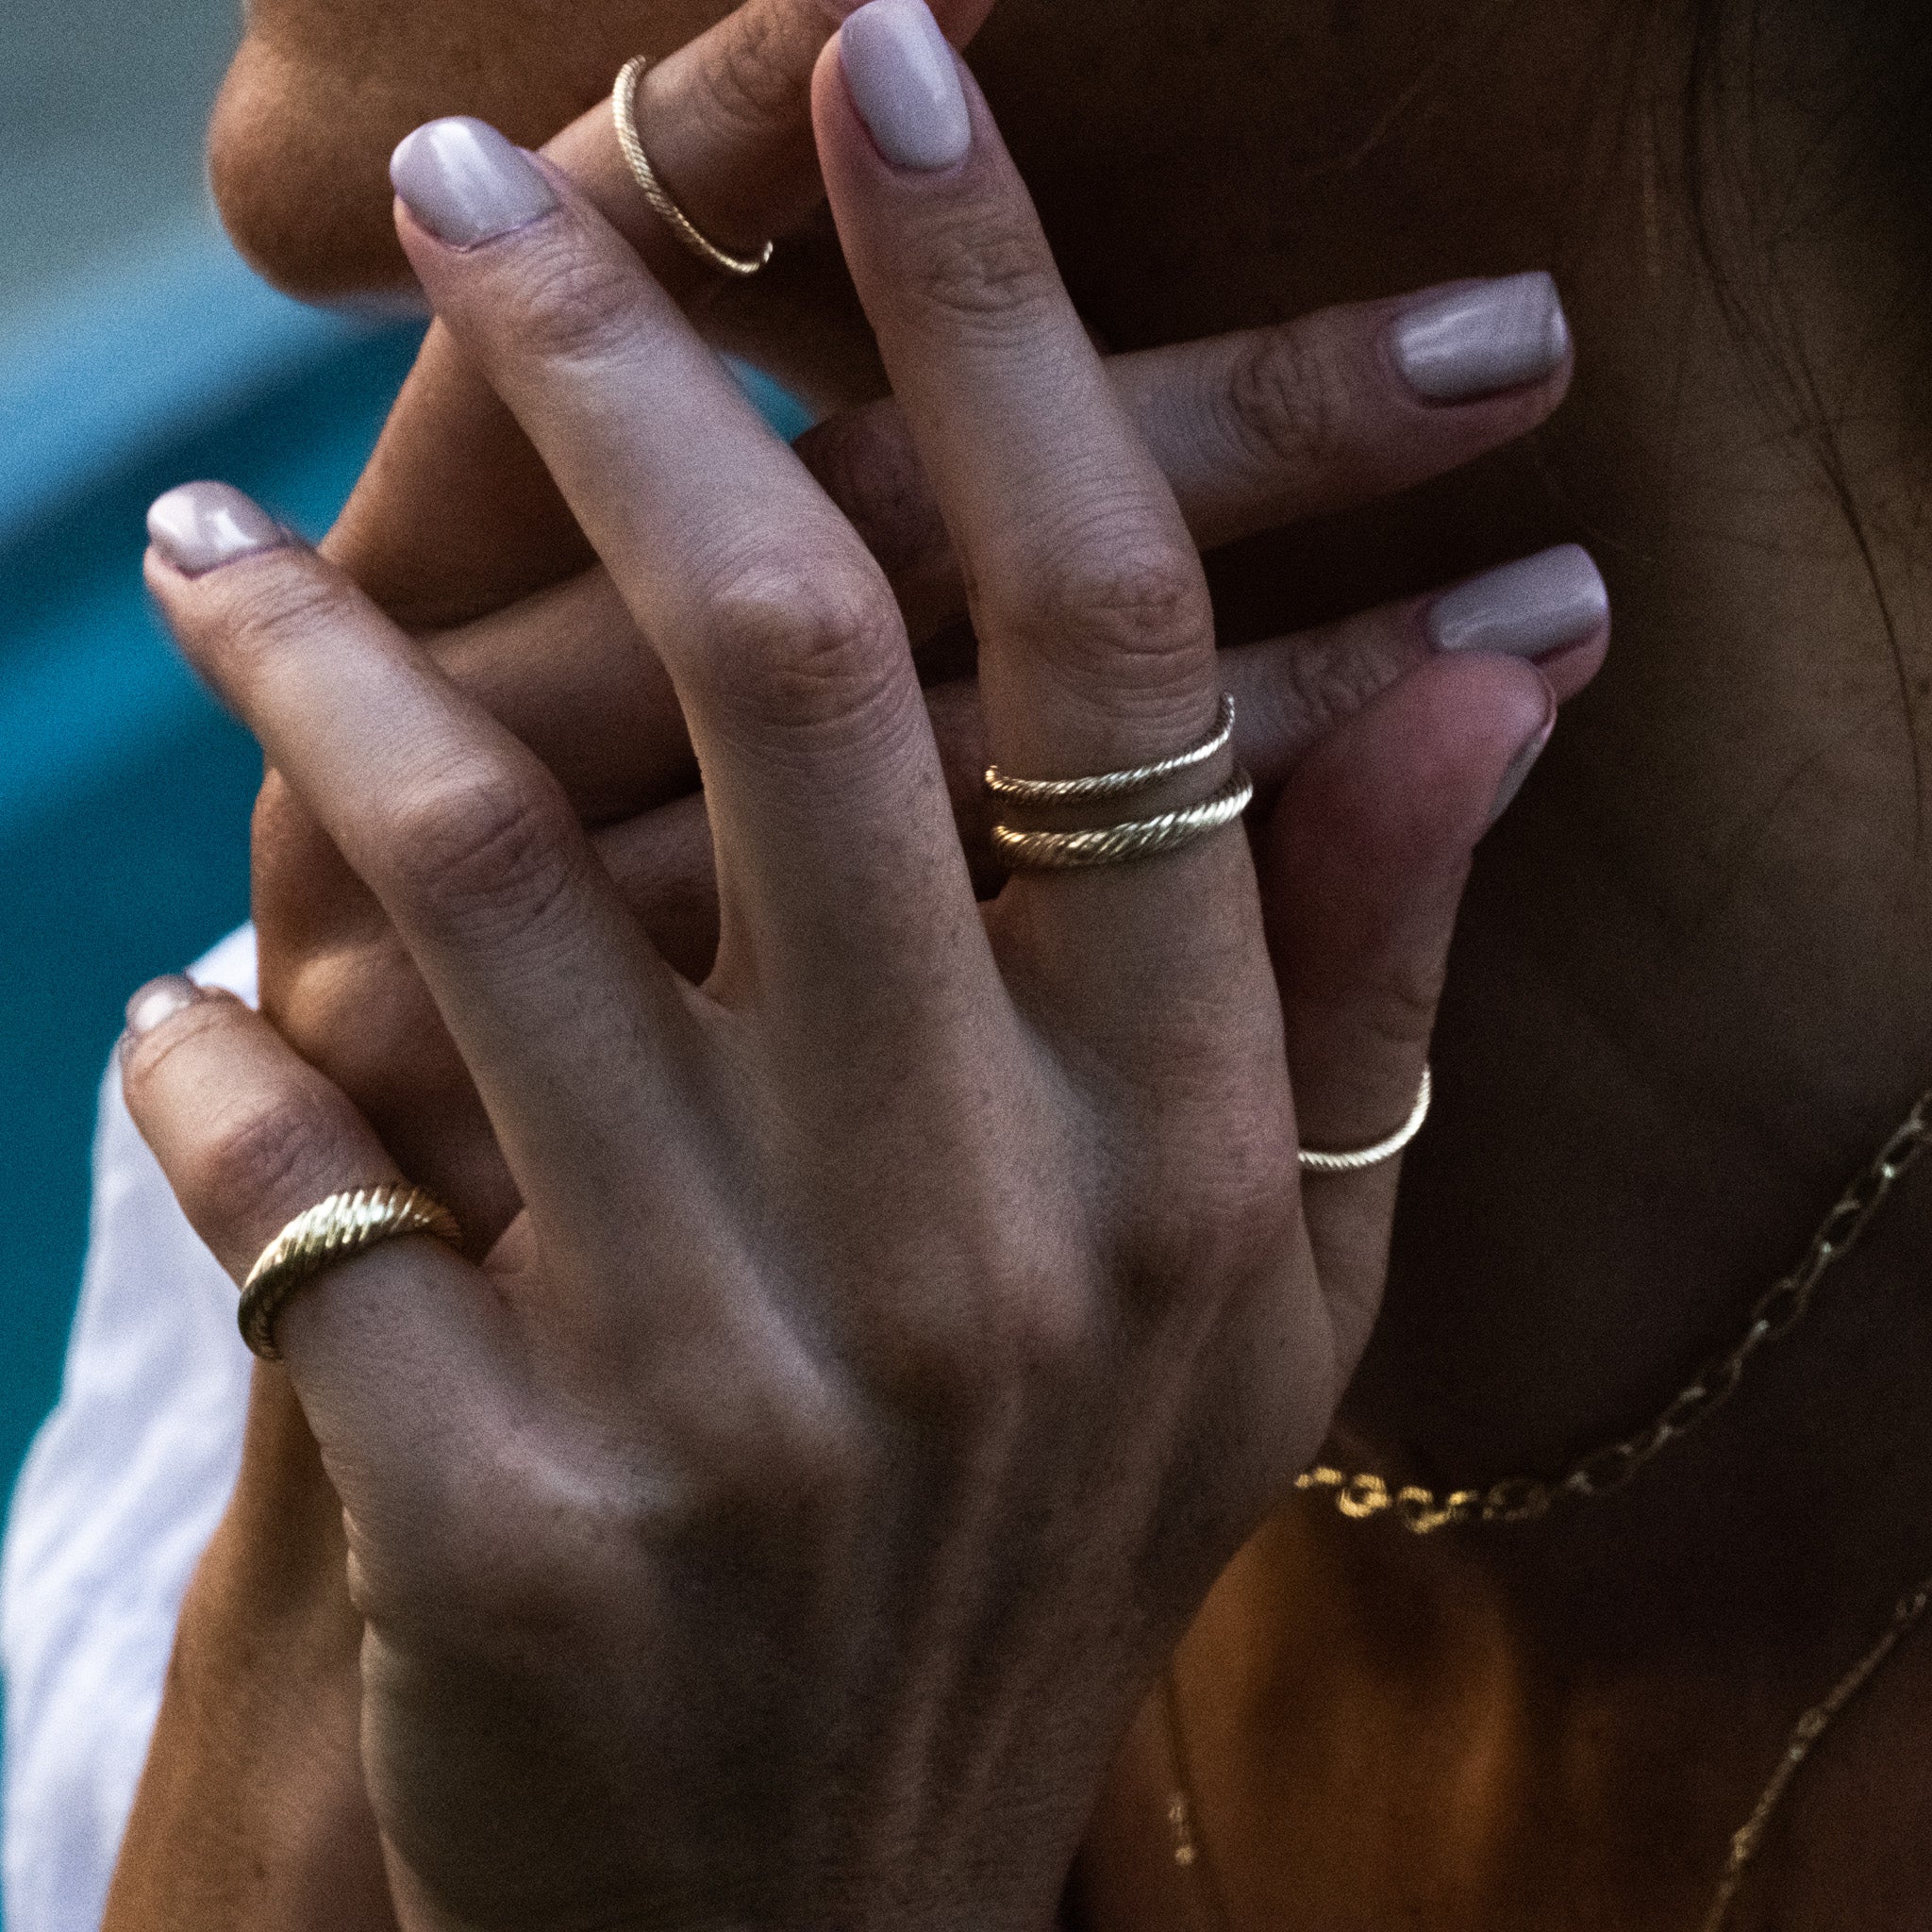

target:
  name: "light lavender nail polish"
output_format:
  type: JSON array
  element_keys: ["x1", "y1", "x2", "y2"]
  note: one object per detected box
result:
[
  {"x1": 841, "y1": 0, "x2": 971, "y2": 172},
  {"x1": 147, "y1": 482, "x2": 287, "y2": 577},
  {"x1": 1391, "y1": 273, "x2": 1570, "y2": 403},
  {"x1": 1490, "y1": 715, "x2": 1555, "y2": 827},
  {"x1": 390, "y1": 116, "x2": 558, "y2": 247},
  {"x1": 1427, "y1": 544, "x2": 1608, "y2": 659},
  {"x1": 124, "y1": 975, "x2": 205, "y2": 1043}
]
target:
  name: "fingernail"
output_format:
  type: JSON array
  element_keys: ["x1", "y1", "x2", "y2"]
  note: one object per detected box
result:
[
  {"x1": 841, "y1": 0, "x2": 971, "y2": 173},
  {"x1": 1391, "y1": 272, "x2": 1571, "y2": 403},
  {"x1": 1490, "y1": 709, "x2": 1556, "y2": 827},
  {"x1": 1427, "y1": 544, "x2": 1608, "y2": 659},
  {"x1": 146, "y1": 482, "x2": 288, "y2": 577},
  {"x1": 390, "y1": 116, "x2": 558, "y2": 247},
  {"x1": 121, "y1": 975, "x2": 206, "y2": 1057}
]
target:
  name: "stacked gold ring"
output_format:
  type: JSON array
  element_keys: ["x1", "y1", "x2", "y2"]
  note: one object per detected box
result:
[
  {"x1": 992, "y1": 770, "x2": 1255, "y2": 870},
  {"x1": 239, "y1": 1183, "x2": 462, "y2": 1360},
  {"x1": 990, "y1": 696, "x2": 1250, "y2": 871},
  {"x1": 986, "y1": 695, "x2": 1237, "y2": 805}
]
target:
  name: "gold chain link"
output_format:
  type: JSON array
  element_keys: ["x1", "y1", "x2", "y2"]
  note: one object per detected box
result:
[{"x1": 1296, "y1": 1084, "x2": 1932, "y2": 1534}]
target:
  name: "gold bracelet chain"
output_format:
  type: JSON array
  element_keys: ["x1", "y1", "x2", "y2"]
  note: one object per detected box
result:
[{"x1": 1297, "y1": 1083, "x2": 1932, "y2": 1534}]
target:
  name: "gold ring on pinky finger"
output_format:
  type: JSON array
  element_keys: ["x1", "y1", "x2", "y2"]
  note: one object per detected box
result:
[
  {"x1": 1298, "y1": 1066, "x2": 1433, "y2": 1175},
  {"x1": 611, "y1": 56, "x2": 774, "y2": 278},
  {"x1": 239, "y1": 1184, "x2": 462, "y2": 1360},
  {"x1": 992, "y1": 769, "x2": 1255, "y2": 870}
]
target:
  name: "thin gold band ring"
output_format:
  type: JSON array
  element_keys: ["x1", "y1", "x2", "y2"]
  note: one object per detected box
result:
[
  {"x1": 985, "y1": 695, "x2": 1238, "y2": 805},
  {"x1": 239, "y1": 1184, "x2": 462, "y2": 1360},
  {"x1": 992, "y1": 768, "x2": 1254, "y2": 871},
  {"x1": 1298, "y1": 1066, "x2": 1433, "y2": 1174},
  {"x1": 611, "y1": 56, "x2": 774, "y2": 279}
]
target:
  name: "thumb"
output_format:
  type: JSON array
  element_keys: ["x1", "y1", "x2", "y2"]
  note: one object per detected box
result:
[{"x1": 1257, "y1": 650, "x2": 1557, "y2": 1371}]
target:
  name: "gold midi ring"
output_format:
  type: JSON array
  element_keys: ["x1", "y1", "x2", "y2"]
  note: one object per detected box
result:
[
  {"x1": 239, "y1": 1184, "x2": 462, "y2": 1360},
  {"x1": 611, "y1": 56, "x2": 774, "y2": 278},
  {"x1": 985, "y1": 696, "x2": 1237, "y2": 805},
  {"x1": 1298, "y1": 1066, "x2": 1433, "y2": 1174},
  {"x1": 993, "y1": 768, "x2": 1254, "y2": 871}
]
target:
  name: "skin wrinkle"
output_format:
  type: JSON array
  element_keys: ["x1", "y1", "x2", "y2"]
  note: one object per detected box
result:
[{"x1": 127, "y1": 0, "x2": 1932, "y2": 1927}]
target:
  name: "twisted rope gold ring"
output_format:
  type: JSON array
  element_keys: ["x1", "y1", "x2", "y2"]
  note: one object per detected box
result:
[
  {"x1": 612, "y1": 56, "x2": 774, "y2": 278},
  {"x1": 1297, "y1": 1066, "x2": 1433, "y2": 1174},
  {"x1": 985, "y1": 696, "x2": 1237, "y2": 805},
  {"x1": 992, "y1": 768, "x2": 1255, "y2": 871},
  {"x1": 239, "y1": 1184, "x2": 462, "y2": 1359}
]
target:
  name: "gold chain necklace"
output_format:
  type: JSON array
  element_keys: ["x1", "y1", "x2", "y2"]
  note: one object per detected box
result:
[
  {"x1": 1297, "y1": 1085, "x2": 1932, "y2": 1533},
  {"x1": 1159, "y1": 1083, "x2": 1932, "y2": 1930}
]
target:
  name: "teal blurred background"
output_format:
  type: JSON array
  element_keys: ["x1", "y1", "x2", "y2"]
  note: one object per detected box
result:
[
  {"x1": 1, "y1": 0, "x2": 424, "y2": 1510},
  {"x1": 0, "y1": 0, "x2": 811, "y2": 1650}
]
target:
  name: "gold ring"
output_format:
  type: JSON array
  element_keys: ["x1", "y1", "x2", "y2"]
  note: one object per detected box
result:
[
  {"x1": 992, "y1": 768, "x2": 1254, "y2": 871},
  {"x1": 985, "y1": 696, "x2": 1237, "y2": 805},
  {"x1": 611, "y1": 56, "x2": 774, "y2": 278},
  {"x1": 239, "y1": 1184, "x2": 462, "y2": 1360},
  {"x1": 1298, "y1": 1066, "x2": 1433, "y2": 1174}
]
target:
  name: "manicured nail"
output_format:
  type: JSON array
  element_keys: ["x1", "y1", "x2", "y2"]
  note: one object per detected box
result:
[
  {"x1": 390, "y1": 117, "x2": 558, "y2": 247},
  {"x1": 1490, "y1": 710, "x2": 1556, "y2": 827},
  {"x1": 146, "y1": 482, "x2": 287, "y2": 577},
  {"x1": 1391, "y1": 273, "x2": 1570, "y2": 403},
  {"x1": 841, "y1": 0, "x2": 971, "y2": 172},
  {"x1": 1427, "y1": 545, "x2": 1607, "y2": 659},
  {"x1": 121, "y1": 975, "x2": 206, "y2": 1058}
]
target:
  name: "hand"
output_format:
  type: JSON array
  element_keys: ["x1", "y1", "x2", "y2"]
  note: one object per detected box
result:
[
  {"x1": 258, "y1": 0, "x2": 1591, "y2": 1264},
  {"x1": 125, "y1": 14, "x2": 1571, "y2": 1926}
]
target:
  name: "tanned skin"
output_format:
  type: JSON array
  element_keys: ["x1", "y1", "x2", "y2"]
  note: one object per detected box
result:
[{"x1": 129, "y1": 0, "x2": 1932, "y2": 1925}]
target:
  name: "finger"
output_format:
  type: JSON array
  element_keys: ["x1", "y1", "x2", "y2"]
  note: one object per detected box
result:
[
  {"x1": 797, "y1": 275, "x2": 1572, "y2": 640},
  {"x1": 145, "y1": 486, "x2": 706, "y2": 1256},
  {"x1": 275, "y1": 795, "x2": 724, "y2": 1260},
  {"x1": 329, "y1": 0, "x2": 996, "y2": 627},
  {"x1": 816, "y1": 4, "x2": 1246, "y2": 1013},
  {"x1": 1256, "y1": 651, "x2": 1561, "y2": 1371},
  {"x1": 1224, "y1": 545, "x2": 1608, "y2": 796},
  {"x1": 389, "y1": 122, "x2": 982, "y2": 1013},
  {"x1": 251, "y1": 567, "x2": 684, "y2": 1051},
  {"x1": 115, "y1": 974, "x2": 505, "y2": 1490}
]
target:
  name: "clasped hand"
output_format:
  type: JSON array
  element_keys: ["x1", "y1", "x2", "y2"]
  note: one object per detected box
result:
[{"x1": 122, "y1": 7, "x2": 1574, "y2": 1927}]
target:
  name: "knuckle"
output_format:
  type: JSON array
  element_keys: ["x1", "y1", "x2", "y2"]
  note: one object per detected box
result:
[
  {"x1": 1367, "y1": 955, "x2": 1450, "y2": 1050},
  {"x1": 696, "y1": 0, "x2": 828, "y2": 137},
  {"x1": 1223, "y1": 321, "x2": 1354, "y2": 481},
  {"x1": 1012, "y1": 537, "x2": 1212, "y2": 685},
  {"x1": 869, "y1": 1224, "x2": 1097, "y2": 1415},
  {"x1": 201, "y1": 565, "x2": 351, "y2": 690},
  {"x1": 187, "y1": 1077, "x2": 343, "y2": 1231},
  {"x1": 906, "y1": 208, "x2": 1062, "y2": 330},
  {"x1": 491, "y1": 237, "x2": 647, "y2": 374},
  {"x1": 697, "y1": 551, "x2": 908, "y2": 740},
  {"x1": 387, "y1": 763, "x2": 580, "y2": 943},
  {"x1": 1278, "y1": 632, "x2": 1405, "y2": 740}
]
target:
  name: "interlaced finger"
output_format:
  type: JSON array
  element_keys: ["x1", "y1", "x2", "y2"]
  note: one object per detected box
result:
[
  {"x1": 813, "y1": 1, "x2": 1254, "y2": 1021},
  {"x1": 388, "y1": 119, "x2": 986, "y2": 1028}
]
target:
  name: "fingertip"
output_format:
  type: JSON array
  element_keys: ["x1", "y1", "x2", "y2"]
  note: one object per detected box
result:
[
  {"x1": 390, "y1": 116, "x2": 558, "y2": 252},
  {"x1": 836, "y1": 0, "x2": 972, "y2": 175},
  {"x1": 146, "y1": 481, "x2": 291, "y2": 579}
]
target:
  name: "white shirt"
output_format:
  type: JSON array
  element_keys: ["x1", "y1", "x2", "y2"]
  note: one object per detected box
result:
[{"x1": 1, "y1": 925, "x2": 258, "y2": 1932}]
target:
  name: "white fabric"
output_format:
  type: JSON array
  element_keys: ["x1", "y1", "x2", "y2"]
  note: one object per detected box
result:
[{"x1": 1, "y1": 925, "x2": 258, "y2": 1932}]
